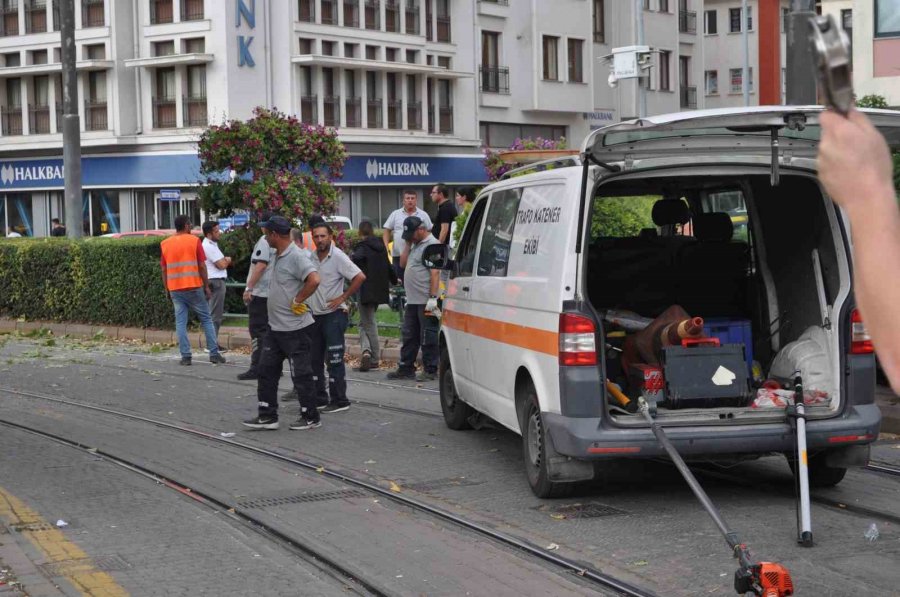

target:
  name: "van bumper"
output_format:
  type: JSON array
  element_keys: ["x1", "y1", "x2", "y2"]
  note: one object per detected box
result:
[{"x1": 544, "y1": 404, "x2": 881, "y2": 460}]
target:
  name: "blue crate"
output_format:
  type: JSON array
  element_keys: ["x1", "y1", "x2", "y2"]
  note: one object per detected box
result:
[{"x1": 703, "y1": 318, "x2": 753, "y2": 373}]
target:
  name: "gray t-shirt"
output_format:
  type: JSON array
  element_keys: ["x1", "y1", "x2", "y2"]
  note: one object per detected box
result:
[
  {"x1": 309, "y1": 245, "x2": 362, "y2": 315},
  {"x1": 404, "y1": 235, "x2": 439, "y2": 305},
  {"x1": 383, "y1": 207, "x2": 433, "y2": 257},
  {"x1": 267, "y1": 243, "x2": 318, "y2": 332},
  {"x1": 250, "y1": 235, "x2": 277, "y2": 298}
]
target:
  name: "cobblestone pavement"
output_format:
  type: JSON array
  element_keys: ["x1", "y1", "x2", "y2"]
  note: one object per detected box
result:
[{"x1": 1, "y1": 335, "x2": 899, "y2": 595}]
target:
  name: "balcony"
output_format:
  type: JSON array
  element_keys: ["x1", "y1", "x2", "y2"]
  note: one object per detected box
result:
[
  {"x1": 1, "y1": 107, "x2": 23, "y2": 135},
  {"x1": 679, "y1": 9, "x2": 696, "y2": 34},
  {"x1": 364, "y1": 1, "x2": 379, "y2": 30},
  {"x1": 300, "y1": 95, "x2": 317, "y2": 123},
  {"x1": 680, "y1": 85, "x2": 697, "y2": 109},
  {"x1": 1, "y1": 4, "x2": 19, "y2": 36},
  {"x1": 181, "y1": 0, "x2": 203, "y2": 21},
  {"x1": 343, "y1": 1, "x2": 358, "y2": 27},
  {"x1": 436, "y1": 15, "x2": 451, "y2": 43},
  {"x1": 183, "y1": 96, "x2": 206, "y2": 127},
  {"x1": 85, "y1": 100, "x2": 107, "y2": 130},
  {"x1": 385, "y1": 0, "x2": 399, "y2": 32},
  {"x1": 406, "y1": 100, "x2": 421, "y2": 130},
  {"x1": 404, "y1": 3, "x2": 418, "y2": 34},
  {"x1": 480, "y1": 0, "x2": 508, "y2": 4},
  {"x1": 321, "y1": 0, "x2": 336, "y2": 25},
  {"x1": 28, "y1": 104, "x2": 50, "y2": 133},
  {"x1": 366, "y1": 98, "x2": 382, "y2": 128},
  {"x1": 479, "y1": 65, "x2": 509, "y2": 94},
  {"x1": 152, "y1": 97, "x2": 176, "y2": 128},
  {"x1": 149, "y1": 0, "x2": 173, "y2": 25},
  {"x1": 387, "y1": 99, "x2": 402, "y2": 129},
  {"x1": 323, "y1": 95, "x2": 340, "y2": 127},
  {"x1": 345, "y1": 97, "x2": 361, "y2": 127},
  {"x1": 81, "y1": 0, "x2": 104, "y2": 27},
  {"x1": 25, "y1": 0, "x2": 47, "y2": 34}
]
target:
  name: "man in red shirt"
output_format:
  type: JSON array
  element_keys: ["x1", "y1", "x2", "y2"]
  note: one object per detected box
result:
[{"x1": 160, "y1": 215, "x2": 226, "y2": 366}]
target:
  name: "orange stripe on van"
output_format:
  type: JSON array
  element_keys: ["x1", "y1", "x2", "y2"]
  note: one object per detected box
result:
[{"x1": 442, "y1": 310, "x2": 558, "y2": 357}]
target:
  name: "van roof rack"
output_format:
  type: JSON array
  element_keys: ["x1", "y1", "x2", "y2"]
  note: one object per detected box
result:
[{"x1": 499, "y1": 153, "x2": 582, "y2": 180}]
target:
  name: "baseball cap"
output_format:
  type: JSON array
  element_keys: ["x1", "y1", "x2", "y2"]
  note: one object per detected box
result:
[
  {"x1": 401, "y1": 216, "x2": 423, "y2": 241},
  {"x1": 258, "y1": 211, "x2": 275, "y2": 229},
  {"x1": 259, "y1": 215, "x2": 292, "y2": 235}
]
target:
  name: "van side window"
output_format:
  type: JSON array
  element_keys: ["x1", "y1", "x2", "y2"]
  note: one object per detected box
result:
[
  {"x1": 702, "y1": 189, "x2": 748, "y2": 243},
  {"x1": 477, "y1": 188, "x2": 522, "y2": 277},
  {"x1": 455, "y1": 198, "x2": 488, "y2": 277}
]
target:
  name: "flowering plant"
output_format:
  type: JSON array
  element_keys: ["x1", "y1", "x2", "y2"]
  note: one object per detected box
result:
[
  {"x1": 482, "y1": 136, "x2": 567, "y2": 181},
  {"x1": 197, "y1": 107, "x2": 348, "y2": 224}
]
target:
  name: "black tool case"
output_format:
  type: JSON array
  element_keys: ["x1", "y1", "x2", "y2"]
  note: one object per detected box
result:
[{"x1": 661, "y1": 344, "x2": 752, "y2": 408}]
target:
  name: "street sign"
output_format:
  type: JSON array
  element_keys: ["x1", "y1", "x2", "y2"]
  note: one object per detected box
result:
[
  {"x1": 159, "y1": 189, "x2": 181, "y2": 201},
  {"x1": 217, "y1": 213, "x2": 250, "y2": 232}
]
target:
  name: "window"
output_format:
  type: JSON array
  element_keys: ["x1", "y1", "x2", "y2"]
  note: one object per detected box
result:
[
  {"x1": 746, "y1": 6, "x2": 752, "y2": 31},
  {"x1": 437, "y1": 55, "x2": 451, "y2": 69},
  {"x1": 3, "y1": 52, "x2": 19, "y2": 66},
  {"x1": 365, "y1": 45, "x2": 378, "y2": 60},
  {"x1": 748, "y1": 67, "x2": 754, "y2": 92},
  {"x1": 183, "y1": 38, "x2": 204, "y2": 54},
  {"x1": 86, "y1": 70, "x2": 107, "y2": 130},
  {"x1": 181, "y1": 0, "x2": 203, "y2": 21},
  {"x1": 658, "y1": 0, "x2": 668, "y2": 12},
  {"x1": 729, "y1": 7, "x2": 740, "y2": 32},
  {"x1": 7, "y1": 78, "x2": 21, "y2": 107},
  {"x1": 187, "y1": 65, "x2": 206, "y2": 98},
  {"x1": 567, "y1": 39, "x2": 583, "y2": 83},
  {"x1": 81, "y1": 0, "x2": 104, "y2": 28},
  {"x1": 704, "y1": 70, "x2": 717, "y2": 95},
  {"x1": 454, "y1": 198, "x2": 487, "y2": 278},
  {"x1": 346, "y1": 43, "x2": 358, "y2": 58},
  {"x1": 26, "y1": 0, "x2": 48, "y2": 34},
  {"x1": 658, "y1": 50, "x2": 670, "y2": 91},
  {"x1": 477, "y1": 189, "x2": 521, "y2": 277},
  {"x1": 1, "y1": 0, "x2": 19, "y2": 36},
  {"x1": 841, "y1": 9, "x2": 852, "y2": 31},
  {"x1": 405, "y1": 49, "x2": 417, "y2": 63},
  {"x1": 704, "y1": 9, "x2": 716, "y2": 34},
  {"x1": 323, "y1": 41, "x2": 336, "y2": 56},
  {"x1": 482, "y1": 31, "x2": 499, "y2": 67},
  {"x1": 643, "y1": 0, "x2": 650, "y2": 9},
  {"x1": 298, "y1": 0, "x2": 313, "y2": 22},
  {"x1": 153, "y1": 41, "x2": 175, "y2": 56},
  {"x1": 298, "y1": 38, "x2": 313, "y2": 54},
  {"x1": 149, "y1": 0, "x2": 173, "y2": 24},
  {"x1": 156, "y1": 68, "x2": 175, "y2": 99},
  {"x1": 593, "y1": 0, "x2": 605, "y2": 43},
  {"x1": 481, "y1": 31, "x2": 506, "y2": 93},
  {"x1": 321, "y1": 0, "x2": 336, "y2": 24},
  {"x1": 84, "y1": 43, "x2": 105, "y2": 59},
  {"x1": 30, "y1": 49, "x2": 48, "y2": 64},
  {"x1": 542, "y1": 35, "x2": 558, "y2": 81},
  {"x1": 479, "y1": 121, "x2": 566, "y2": 148},
  {"x1": 730, "y1": 68, "x2": 742, "y2": 93},
  {"x1": 88, "y1": 71, "x2": 106, "y2": 102}
]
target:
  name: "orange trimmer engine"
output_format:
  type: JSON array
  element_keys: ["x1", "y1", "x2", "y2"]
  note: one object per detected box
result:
[{"x1": 735, "y1": 560, "x2": 794, "y2": 597}]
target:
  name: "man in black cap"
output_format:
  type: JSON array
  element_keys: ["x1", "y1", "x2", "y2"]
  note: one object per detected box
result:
[
  {"x1": 242, "y1": 215, "x2": 322, "y2": 431},
  {"x1": 237, "y1": 213, "x2": 278, "y2": 380},
  {"x1": 387, "y1": 216, "x2": 441, "y2": 381}
]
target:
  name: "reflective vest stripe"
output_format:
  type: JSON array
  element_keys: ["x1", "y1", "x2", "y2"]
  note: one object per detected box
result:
[
  {"x1": 167, "y1": 271, "x2": 202, "y2": 280},
  {"x1": 166, "y1": 260, "x2": 197, "y2": 269}
]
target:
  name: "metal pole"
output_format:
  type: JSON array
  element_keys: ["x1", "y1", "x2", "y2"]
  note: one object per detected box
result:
[
  {"x1": 635, "y1": 0, "x2": 646, "y2": 118},
  {"x1": 61, "y1": 0, "x2": 83, "y2": 239},
  {"x1": 786, "y1": 0, "x2": 817, "y2": 105},
  {"x1": 742, "y1": 0, "x2": 750, "y2": 106}
]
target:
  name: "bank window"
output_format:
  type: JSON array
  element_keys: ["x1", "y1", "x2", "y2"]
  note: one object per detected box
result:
[
  {"x1": 876, "y1": 0, "x2": 900, "y2": 37},
  {"x1": 477, "y1": 188, "x2": 521, "y2": 278},
  {"x1": 455, "y1": 197, "x2": 487, "y2": 278},
  {"x1": 89, "y1": 190, "x2": 120, "y2": 235},
  {"x1": 5, "y1": 194, "x2": 33, "y2": 237}
]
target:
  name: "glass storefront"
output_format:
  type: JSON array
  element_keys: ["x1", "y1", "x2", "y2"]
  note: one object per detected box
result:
[
  {"x1": 4, "y1": 194, "x2": 34, "y2": 237},
  {"x1": 88, "y1": 190, "x2": 121, "y2": 236}
]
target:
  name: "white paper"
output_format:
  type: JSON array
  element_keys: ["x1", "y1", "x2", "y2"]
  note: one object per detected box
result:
[{"x1": 711, "y1": 366, "x2": 736, "y2": 386}]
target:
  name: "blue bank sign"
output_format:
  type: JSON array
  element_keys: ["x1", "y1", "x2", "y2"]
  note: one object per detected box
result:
[
  {"x1": 342, "y1": 155, "x2": 486, "y2": 185},
  {"x1": 236, "y1": 0, "x2": 256, "y2": 67}
]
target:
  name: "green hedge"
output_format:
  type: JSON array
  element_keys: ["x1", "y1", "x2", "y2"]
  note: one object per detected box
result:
[{"x1": 0, "y1": 237, "x2": 172, "y2": 328}]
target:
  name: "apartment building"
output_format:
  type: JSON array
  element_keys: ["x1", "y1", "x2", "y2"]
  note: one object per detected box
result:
[{"x1": 0, "y1": 0, "x2": 485, "y2": 238}]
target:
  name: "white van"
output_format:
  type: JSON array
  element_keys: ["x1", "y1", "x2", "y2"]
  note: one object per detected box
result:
[{"x1": 423, "y1": 107, "x2": 898, "y2": 498}]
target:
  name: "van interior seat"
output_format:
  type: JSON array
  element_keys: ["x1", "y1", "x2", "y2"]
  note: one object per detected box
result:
[{"x1": 676, "y1": 212, "x2": 750, "y2": 318}]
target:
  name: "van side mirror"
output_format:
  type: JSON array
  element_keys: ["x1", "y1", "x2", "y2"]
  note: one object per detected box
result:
[{"x1": 422, "y1": 243, "x2": 451, "y2": 270}]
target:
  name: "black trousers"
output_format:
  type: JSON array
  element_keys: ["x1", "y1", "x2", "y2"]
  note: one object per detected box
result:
[
  {"x1": 247, "y1": 296, "x2": 269, "y2": 373},
  {"x1": 257, "y1": 328, "x2": 319, "y2": 422}
]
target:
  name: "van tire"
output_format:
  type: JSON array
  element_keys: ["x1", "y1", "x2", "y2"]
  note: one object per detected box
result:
[
  {"x1": 786, "y1": 451, "x2": 847, "y2": 488},
  {"x1": 439, "y1": 346, "x2": 472, "y2": 430},
  {"x1": 520, "y1": 384, "x2": 575, "y2": 499}
]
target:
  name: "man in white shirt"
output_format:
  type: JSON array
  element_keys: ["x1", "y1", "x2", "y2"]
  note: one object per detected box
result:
[
  {"x1": 202, "y1": 221, "x2": 232, "y2": 349},
  {"x1": 383, "y1": 190, "x2": 432, "y2": 282},
  {"x1": 308, "y1": 218, "x2": 365, "y2": 413}
]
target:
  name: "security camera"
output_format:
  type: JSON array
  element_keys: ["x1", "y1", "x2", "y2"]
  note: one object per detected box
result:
[{"x1": 608, "y1": 73, "x2": 618, "y2": 88}]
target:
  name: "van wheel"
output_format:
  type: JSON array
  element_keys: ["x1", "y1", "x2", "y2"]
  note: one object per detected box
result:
[
  {"x1": 439, "y1": 346, "x2": 472, "y2": 430},
  {"x1": 521, "y1": 384, "x2": 574, "y2": 499},
  {"x1": 786, "y1": 451, "x2": 847, "y2": 488}
]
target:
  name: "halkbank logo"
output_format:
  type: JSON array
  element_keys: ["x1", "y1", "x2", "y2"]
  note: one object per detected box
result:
[
  {"x1": 0, "y1": 162, "x2": 64, "y2": 185},
  {"x1": 365, "y1": 159, "x2": 430, "y2": 180}
]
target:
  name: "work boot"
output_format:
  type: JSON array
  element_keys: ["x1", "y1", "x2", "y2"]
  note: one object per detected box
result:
[
  {"x1": 209, "y1": 353, "x2": 227, "y2": 364},
  {"x1": 416, "y1": 370, "x2": 436, "y2": 382},
  {"x1": 358, "y1": 352, "x2": 372, "y2": 372},
  {"x1": 236, "y1": 370, "x2": 259, "y2": 381},
  {"x1": 386, "y1": 369, "x2": 415, "y2": 380},
  {"x1": 179, "y1": 357, "x2": 192, "y2": 366}
]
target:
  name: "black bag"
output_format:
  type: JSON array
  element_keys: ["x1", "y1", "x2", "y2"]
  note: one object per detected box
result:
[{"x1": 661, "y1": 344, "x2": 751, "y2": 409}]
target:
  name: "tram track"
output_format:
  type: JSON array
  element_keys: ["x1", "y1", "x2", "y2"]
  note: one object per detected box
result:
[
  {"x1": 865, "y1": 462, "x2": 900, "y2": 478},
  {"x1": 0, "y1": 385, "x2": 656, "y2": 597}
]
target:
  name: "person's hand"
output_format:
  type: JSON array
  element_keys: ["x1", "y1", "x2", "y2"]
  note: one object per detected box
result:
[
  {"x1": 425, "y1": 297, "x2": 441, "y2": 319},
  {"x1": 225, "y1": 257, "x2": 233, "y2": 266},
  {"x1": 819, "y1": 108, "x2": 895, "y2": 214},
  {"x1": 291, "y1": 300, "x2": 309, "y2": 316},
  {"x1": 205, "y1": 285, "x2": 212, "y2": 300},
  {"x1": 242, "y1": 289, "x2": 252, "y2": 305},
  {"x1": 327, "y1": 296, "x2": 345, "y2": 311}
]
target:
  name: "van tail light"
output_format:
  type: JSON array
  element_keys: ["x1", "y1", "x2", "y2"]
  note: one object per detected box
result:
[
  {"x1": 559, "y1": 313, "x2": 597, "y2": 366},
  {"x1": 850, "y1": 309, "x2": 874, "y2": 354}
]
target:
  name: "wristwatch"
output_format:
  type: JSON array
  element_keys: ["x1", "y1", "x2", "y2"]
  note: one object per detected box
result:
[{"x1": 245, "y1": 287, "x2": 253, "y2": 292}]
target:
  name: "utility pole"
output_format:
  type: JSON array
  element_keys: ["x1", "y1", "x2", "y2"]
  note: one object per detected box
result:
[
  {"x1": 61, "y1": 0, "x2": 83, "y2": 239},
  {"x1": 742, "y1": 0, "x2": 750, "y2": 106},
  {"x1": 785, "y1": 0, "x2": 817, "y2": 105},
  {"x1": 635, "y1": 0, "x2": 647, "y2": 118}
]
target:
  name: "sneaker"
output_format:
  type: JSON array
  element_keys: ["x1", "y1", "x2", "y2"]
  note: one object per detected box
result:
[
  {"x1": 242, "y1": 416, "x2": 279, "y2": 430},
  {"x1": 359, "y1": 352, "x2": 372, "y2": 372},
  {"x1": 209, "y1": 353, "x2": 227, "y2": 364},
  {"x1": 320, "y1": 404, "x2": 350, "y2": 414},
  {"x1": 236, "y1": 370, "x2": 259, "y2": 381},
  {"x1": 416, "y1": 371, "x2": 437, "y2": 382},
  {"x1": 386, "y1": 369, "x2": 415, "y2": 380},
  {"x1": 179, "y1": 357, "x2": 192, "y2": 366},
  {"x1": 289, "y1": 418, "x2": 322, "y2": 430}
]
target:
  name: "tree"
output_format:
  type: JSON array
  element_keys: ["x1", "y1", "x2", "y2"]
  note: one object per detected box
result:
[
  {"x1": 591, "y1": 196, "x2": 657, "y2": 239},
  {"x1": 197, "y1": 107, "x2": 347, "y2": 221}
]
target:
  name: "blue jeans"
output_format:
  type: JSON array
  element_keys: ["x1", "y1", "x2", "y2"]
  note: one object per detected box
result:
[
  {"x1": 310, "y1": 310, "x2": 349, "y2": 407},
  {"x1": 170, "y1": 287, "x2": 220, "y2": 359}
]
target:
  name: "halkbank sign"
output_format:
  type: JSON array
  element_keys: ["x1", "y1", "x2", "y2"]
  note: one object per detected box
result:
[{"x1": 1, "y1": 162, "x2": 64, "y2": 186}]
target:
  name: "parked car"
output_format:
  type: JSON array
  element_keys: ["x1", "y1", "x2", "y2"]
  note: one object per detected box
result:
[
  {"x1": 101, "y1": 228, "x2": 202, "y2": 239},
  {"x1": 325, "y1": 215, "x2": 353, "y2": 231},
  {"x1": 425, "y1": 106, "x2": 898, "y2": 498}
]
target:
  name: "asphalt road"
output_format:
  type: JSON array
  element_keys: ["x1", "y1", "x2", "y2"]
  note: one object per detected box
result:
[{"x1": 0, "y1": 335, "x2": 899, "y2": 596}]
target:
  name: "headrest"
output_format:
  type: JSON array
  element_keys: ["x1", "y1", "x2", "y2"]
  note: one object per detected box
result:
[
  {"x1": 693, "y1": 212, "x2": 734, "y2": 242},
  {"x1": 638, "y1": 228, "x2": 658, "y2": 240},
  {"x1": 652, "y1": 199, "x2": 691, "y2": 227}
]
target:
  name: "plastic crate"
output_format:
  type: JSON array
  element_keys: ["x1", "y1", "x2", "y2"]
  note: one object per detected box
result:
[{"x1": 703, "y1": 318, "x2": 753, "y2": 373}]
